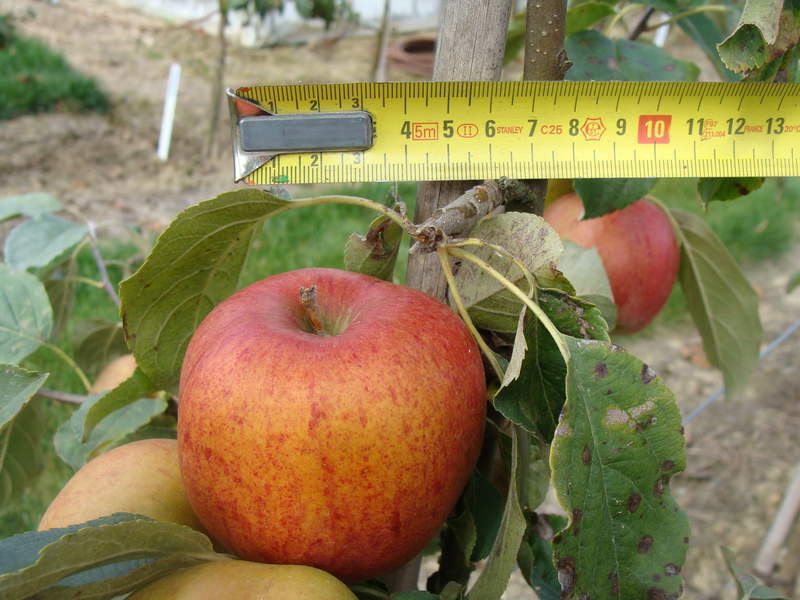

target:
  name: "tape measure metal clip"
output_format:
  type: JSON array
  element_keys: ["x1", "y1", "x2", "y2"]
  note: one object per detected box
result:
[{"x1": 227, "y1": 89, "x2": 374, "y2": 182}]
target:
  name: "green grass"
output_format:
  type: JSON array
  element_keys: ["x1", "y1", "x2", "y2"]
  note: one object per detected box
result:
[
  {"x1": 0, "y1": 23, "x2": 109, "y2": 120},
  {"x1": 3, "y1": 176, "x2": 797, "y2": 537}
]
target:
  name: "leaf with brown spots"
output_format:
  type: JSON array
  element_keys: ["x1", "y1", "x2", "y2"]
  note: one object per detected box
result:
[{"x1": 550, "y1": 337, "x2": 689, "y2": 599}]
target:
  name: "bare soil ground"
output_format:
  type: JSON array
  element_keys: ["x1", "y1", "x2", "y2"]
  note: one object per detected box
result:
[{"x1": 2, "y1": 1, "x2": 799, "y2": 597}]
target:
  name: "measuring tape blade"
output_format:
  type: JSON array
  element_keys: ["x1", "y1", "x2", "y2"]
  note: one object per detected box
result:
[{"x1": 227, "y1": 81, "x2": 800, "y2": 185}]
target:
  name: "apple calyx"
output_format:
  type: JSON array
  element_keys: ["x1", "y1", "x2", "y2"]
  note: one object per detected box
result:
[{"x1": 299, "y1": 285, "x2": 329, "y2": 336}]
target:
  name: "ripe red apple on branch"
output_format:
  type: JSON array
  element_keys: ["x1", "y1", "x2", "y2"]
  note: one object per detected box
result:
[
  {"x1": 178, "y1": 267, "x2": 487, "y2": 582},
  {"x1": 544, "y1": 192, "x2": 680, "y2": 334}
]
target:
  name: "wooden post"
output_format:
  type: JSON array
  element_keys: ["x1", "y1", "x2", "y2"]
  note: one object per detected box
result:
[
  {"x1": 383, "y1": 0, "x2": 514, "y2": 593},
  {"x1": 404, "y1": 0, "x2": 514, "y2": 300}
]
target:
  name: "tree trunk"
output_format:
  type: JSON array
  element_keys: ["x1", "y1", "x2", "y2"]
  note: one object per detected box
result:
[{"x1": 404, "y1": 0, "x2": 514, "y2": 300}]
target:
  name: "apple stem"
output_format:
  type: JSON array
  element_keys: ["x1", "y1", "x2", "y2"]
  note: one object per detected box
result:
[{"x1": 299, "y1": 286, "x2": 327, "y2": 335}]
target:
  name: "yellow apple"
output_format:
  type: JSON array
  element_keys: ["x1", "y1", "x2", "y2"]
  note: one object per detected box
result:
[
  {"x1": 90, "y1": 353, "x2": 137, "y2": 394},
  {"x1": 38, "y1": 438, "x2": 204, "y2": 532},
  {"x1": 128, "y1": 560, "x2": 357, "y2": 599}
]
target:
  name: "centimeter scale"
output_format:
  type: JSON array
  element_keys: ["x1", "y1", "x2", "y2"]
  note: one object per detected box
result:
[{"x1": 227, "y1": 81, "x2": 800, "y2": 185}]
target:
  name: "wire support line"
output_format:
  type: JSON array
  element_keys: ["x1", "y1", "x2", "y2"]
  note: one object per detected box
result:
[{"x1": 683, "y1": 316, "x2": 800, "y2": 425}]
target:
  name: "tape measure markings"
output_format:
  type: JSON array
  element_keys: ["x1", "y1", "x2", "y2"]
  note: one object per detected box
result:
[{"x1": 232, "y1": 81, "x2": 800, "y2": 184}]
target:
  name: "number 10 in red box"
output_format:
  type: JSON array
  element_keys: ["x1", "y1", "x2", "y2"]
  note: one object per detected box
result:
[{"x1": 638, "y1": 115, "x2": 672, "y2": 144}]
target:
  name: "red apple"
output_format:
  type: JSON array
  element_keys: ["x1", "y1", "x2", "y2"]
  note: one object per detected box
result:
[
  {"x1": 544, "y1": 193, "x2": 680, "y2": 334},
  {"x1": 178, "y1": 267, "x2": 486, "y2": 581}
]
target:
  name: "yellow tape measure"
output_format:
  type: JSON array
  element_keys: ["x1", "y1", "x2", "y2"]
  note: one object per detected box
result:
[{"x1": 228, "y1": 81, "x2": 800, "y2": 185}]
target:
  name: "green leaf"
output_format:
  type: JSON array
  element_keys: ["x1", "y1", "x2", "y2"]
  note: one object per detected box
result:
[
  {"x1": 464, "y1": 471, "x2": 504, "y2": 562},
  {"x1": 0, "y1": 513, "x2": 224, "y2": 599},
  {"x1": 517, "y1": 514, "x2": 564, "y2": 600},
  {"x1": 0, "y1": 364, "x2": 49, "y2": 505},
  {"x1": 566, "y1": 30, "x2": 700, "y2": 82},
  {"x1": 787, "y1": 271, "x2": 800, "y2": 292},
  {"x1": 4, "y1": 215, "x2": 88, "y2": 271},
  {"x1": 0, "y1": 192, "x2": 61, "y2": 222},
  {"x1": 671, "y1": 208, "x2": 762, "y2": 397},
  {"x1": 0, "y1": 263, "x2": 53, "y2": 364},
  {"x1": 566, "y1": 2, "x2": 615, "y2": 36},
  {"x1": 678, "y1": 13, "x2": 740, "y2": 81},
  {"x1": 44, "y1": 254, "x2": 79, "y2": 341},
  {"x1": 698, "y1": 177, "x2": 765, "y2": 205},
  {"x1": 82, "y1": 367, "x2": 159, "y2": 440},
  {"x1": 393, "y1": 593, "x2": 441, "y2": 600},
  {"x1": 550, "y1": 337, "x2": 689, "y2": 599},
  {"x1": 120, "y1": 189, "x2": 297, "y2": 394},
  {"x1": 722, "y1": 546, "x2": 789, "y2": 599},
  {"x1": 55, "y1": 393, "x2": 167, "y2": 470},
  {"x1": 466, "y1": 426, "x2": 526, "y2": 600},
  {"x1": 452, "y1": 212, "x2": 565, "y2": 333},
  {"x1": 574, "y1": 178, "x2": 657, "y2": 219},
  {"x1": 73, "y1": 319, "x2": 128, "y2": 373},
  {"x1": 344, "y1": 210, "x2": 403, "y2": 281},
  {"x1": 504, "y1": 12, "x2": 526, "y2": 64},
  {"x1": 557, "y1": 241, "x2": 616, "y2": 330},
  {"x1": 494, "y1": 309, "x2": 567, "y2": 441},
  {"x1": 718, "y1": 0, "x2": 785, "y2": 73}
]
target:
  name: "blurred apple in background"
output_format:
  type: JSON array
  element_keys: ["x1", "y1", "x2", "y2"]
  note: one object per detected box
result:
[{"x1": 544, "y1": 193, "x2": 680, "y2": 334}]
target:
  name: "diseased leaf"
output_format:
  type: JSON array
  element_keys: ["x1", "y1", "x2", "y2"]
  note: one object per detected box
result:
[
  {"x1": 566, "y1": 30, "x2": 700, "y2": 82},
  {"x1": 466, "y1": 426, "x2": 526, "y2": 600},
  {"x1": 0, "y1": 192, "x2": 61, "y2": 222},
  {"x1": 55, "y1": 394, "x2": 167, "y2": 470},
  {"x1": 566, "y1": 2, "x2": 615, "y2": 35},
  {"x1": 557, "y1": 241, "x2": 616, "y2": 330},
  {"x1": 82, "y1": 367, "x2": 159, "y2": 440},
  {"x1": 4, "y1": 215, "x2": 87, "y2": 271},
  {"x1": 0, "y1": 365, "x2": 49, "y2": 506},
  {"x1": 698, "y1": 177, "x2": 765, "y2": 205},
  {"x1": 722, "y1": 546, "x2": 789, "y2": 600},
  {"x1": 344, "y1": 209, "x2": 403, "y2": 281},
  {"x1": 452, "y1": 212, "x2": 565, "y2": 333},
  {"x1": 0, "y1": 513, "x2": 224, "y2": 599},
  {"x1": 120, "y1": 189, "x2": 296, "y2": 394},
  {"x1": 671, "y1": 208, "x2": 762, "y2": 397},
  {"x1": 74, "y1": 319, "x2": 128, "y2": 373},
  {"x1": 0, "y1": 264, "x2": 53, "y2": 364},
  {"x1": 550, "y1": 337, "x2": 689, "y2": 599},
  {"x1": 574, "y1": 178, "x2": 657, "y2": 219},
  {"x1": 718, "y1": 0, "x2": 785, "y2": 73},
  {"x1": 539, "y1": 288, "x2": 610, "y2": 342}
]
